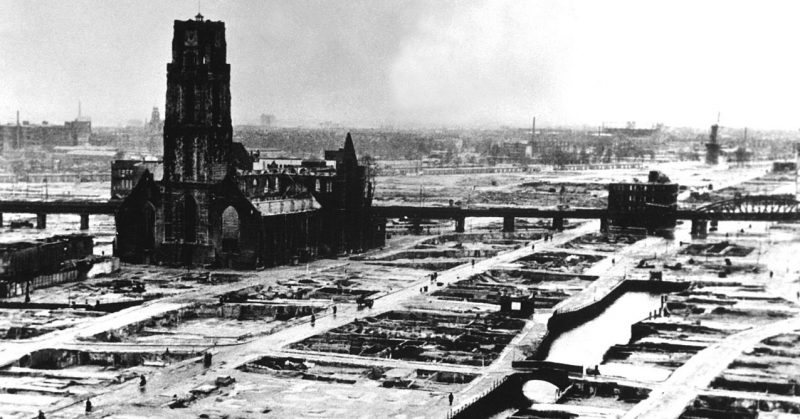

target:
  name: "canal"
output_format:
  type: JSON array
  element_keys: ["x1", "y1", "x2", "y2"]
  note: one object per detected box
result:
[{"x1": 545, "y1": 291, "x2": 663, "y2": 368}]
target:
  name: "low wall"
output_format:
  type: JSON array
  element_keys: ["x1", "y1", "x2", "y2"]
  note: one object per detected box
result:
[
  {"x1": 547, "y1": 279, "x2": 689, "y2": 334},
  {"x1": 18, "y1": 348, "x2": 196, "y2": 370},
  {"x1": 534, "y1": 279, "x2": 689, "y2": 359},
  {"x1": 556, "y1": 163, "x2": 643, "y2": 171},
  {"x1": 0, "y1": 299, "x2": 144, "y2": 313},
  {"x1": 451, "y1": 374, "x2": 526, "y2": 419},
  {"x1": 423, "y1": 166, "x2": 526, "y2": 176}
]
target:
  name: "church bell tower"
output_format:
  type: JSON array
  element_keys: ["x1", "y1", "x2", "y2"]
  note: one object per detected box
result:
[{"x1": 163, "y1": 13, "x2": 232, "y2": 183}]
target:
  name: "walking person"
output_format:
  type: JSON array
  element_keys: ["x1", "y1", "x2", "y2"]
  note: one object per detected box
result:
[
  {"x1": 448, "y1": 392, "x2": 454, "y2": 406},
  {"x1": 85, "y1": 398, "x2": 93, "y2": 414}
]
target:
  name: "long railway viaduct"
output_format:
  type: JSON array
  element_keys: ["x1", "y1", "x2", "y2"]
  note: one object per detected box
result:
[{"x1": 0, "y1": 194, "x2": 797, "y2": 233}]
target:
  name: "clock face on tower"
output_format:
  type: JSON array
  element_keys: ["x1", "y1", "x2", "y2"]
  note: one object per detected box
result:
[{"x1": 185, "y1": 30, "x2": 198, "y2": 46}]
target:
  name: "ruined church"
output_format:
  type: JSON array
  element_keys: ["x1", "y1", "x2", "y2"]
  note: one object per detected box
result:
[{"x1": 115, "y1": 15, "x2": 385, "y2": 268}]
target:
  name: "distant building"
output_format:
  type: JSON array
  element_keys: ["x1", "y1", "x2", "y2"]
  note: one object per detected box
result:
[
  {"x1": 146, "y1": 107, "x2": 163, "y2": 134},
  {"x1": 0, "y1": 111, "x2": 91, "y2": 152},
  {"x1": 500, "y1": 140, "x2": 529, "y2": 161},
  {"x1": 115, "y1": 16, "x2": 384, "y2": 268},
  {"x1": 111, "y1": 159, "x2": 163, "y2": 200},
  {"x1": 601, "y1": 121, "x2": 661, "y2": 139},
  {"x1": 706, "y1": 124, "x2": 721, "y2": 165},
  {"x1": 52, "y1": 144, "x2": 118, "y2": 166},
  {"x1": 260, "y1": 114, "x2": 276, "y2": 127},
  {"x1": 90, "y1": 108, "x2": 163, "y2": 156},
  {"x1": 607, "y1": 171, "x2": 678, "y2": 233},
  {"x1": 772, "y1": 161, "x2": 797, "y2": 173},
  {"x1": 0, "y1": 234, "x2": 93, "y2": 298}
]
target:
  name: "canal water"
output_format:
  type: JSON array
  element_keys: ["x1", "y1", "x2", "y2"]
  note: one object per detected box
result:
[{"x1": 545, "y1": 291, "x2": 663, "y2": 368}]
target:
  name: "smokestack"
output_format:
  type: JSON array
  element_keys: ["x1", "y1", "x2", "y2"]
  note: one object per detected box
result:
[{"x1": 706, "y1": 124, "x2": 721, "y2": 165}]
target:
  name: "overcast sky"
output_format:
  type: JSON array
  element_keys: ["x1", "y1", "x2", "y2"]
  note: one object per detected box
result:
[{"x1": 2, "y1": 0, "x2": 800, "y2": 129}]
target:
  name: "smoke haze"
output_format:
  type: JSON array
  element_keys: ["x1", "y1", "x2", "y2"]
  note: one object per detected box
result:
[{"x1": 2, "y1": 0, "x2": 800, "y2": 128}]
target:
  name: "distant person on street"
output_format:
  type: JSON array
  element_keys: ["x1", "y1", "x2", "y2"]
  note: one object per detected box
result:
[
  {"x1": 85, "y1": 398, "x2": 92, "y2": 414},
  {"x1": 448, "y1": 392, "x2": 454, "y2": 406}
]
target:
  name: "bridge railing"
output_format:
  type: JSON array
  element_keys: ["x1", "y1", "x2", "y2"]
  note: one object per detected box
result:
[
  {"x1": 0, "y1": 188, "x2": 105, "y2": 202},
  {"x1": 445, "y1": 376, "x2": 508, "y2": 419}
]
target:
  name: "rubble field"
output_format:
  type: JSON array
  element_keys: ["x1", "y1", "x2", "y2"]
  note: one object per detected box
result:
[
  {"x1": 359, "y1": 231, "x2": 542, "y2": 270},
  {"x1": 515, "y1": 251, "x2": 605, "y2": 274},
  {"x1": 432, "y1": 269, "x2": 596, "y2": 309},
  {"x1": 239, "y1": 355, "x2": 476, "y2": 391},
  {"x1": 290, "y1": 310, "x2": 526, "y2": 366},
  {"x1": 560, "y1": 231, "x2": 644, "y2": 253}
]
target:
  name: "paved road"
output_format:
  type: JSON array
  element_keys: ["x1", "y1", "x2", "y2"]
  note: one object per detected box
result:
[{"x1": 623, "y1": 315, "x2": 800, "y2": 419}]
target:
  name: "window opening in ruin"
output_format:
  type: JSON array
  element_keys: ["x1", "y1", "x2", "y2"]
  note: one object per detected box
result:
[
  {"x1": 221, "y1": 206, "x2": 240, "y2": 252},
  {"x1": 183, "y1": 195, "x2": 198, "y2": 243},
  {"x1": 143, "y1": 202, "x2": 156, "y2": 250}
]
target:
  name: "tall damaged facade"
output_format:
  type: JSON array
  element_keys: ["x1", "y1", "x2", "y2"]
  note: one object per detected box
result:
[
  {"x1": 114, "y1": 15, "x2": 384, "y2": 268},
  {"x1": 606, "y1": 170, "x2": 678, "y2": 234}
]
